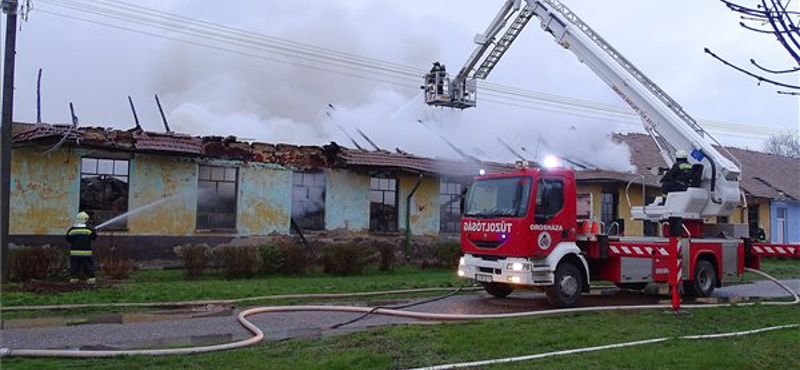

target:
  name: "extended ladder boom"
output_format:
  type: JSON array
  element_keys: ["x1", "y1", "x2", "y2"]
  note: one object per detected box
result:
[{"x1": 424, "y1": 0, "x2": 742, "y2": 220}]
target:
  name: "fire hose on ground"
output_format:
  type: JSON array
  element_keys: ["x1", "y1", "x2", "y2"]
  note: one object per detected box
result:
[{"x1": 0, "y1": 268, "x2": 797, "y2": 365}]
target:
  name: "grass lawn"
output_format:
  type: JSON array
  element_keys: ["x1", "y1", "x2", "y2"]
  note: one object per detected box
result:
[
  {"x1": 1, "y1": 267, "x2": 463, "y2": 308},
  {"x1": 3, "y1": 305, "x2": 798, "y2": 370},
  {"x1": 2, "y1": 258, "x2": 796, "y2": 309},
  {"x1": 1, "y1": 259, "x2": 798, "y2": 369},
  {"x1": 744, "y1": 258, "x2": 800, "y2": 280}
]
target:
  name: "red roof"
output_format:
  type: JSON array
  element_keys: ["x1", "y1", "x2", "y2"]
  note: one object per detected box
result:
[{"x1": 338, "y1": 148, "x2": 514, "y2": 178}]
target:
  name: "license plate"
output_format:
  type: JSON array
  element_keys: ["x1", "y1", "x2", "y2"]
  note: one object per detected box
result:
[{"x1": 476, "y1": 273, "x2": 493, "y2": 283}]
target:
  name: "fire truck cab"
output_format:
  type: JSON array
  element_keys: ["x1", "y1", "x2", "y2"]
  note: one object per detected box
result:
[{"x1": 458, "y1": 164, "x2": 590, "y2": 307}]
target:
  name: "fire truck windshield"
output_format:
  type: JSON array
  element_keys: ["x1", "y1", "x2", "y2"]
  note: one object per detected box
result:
[{"x1": 464, "y1": 177, "x2": 531, "y2": 218}]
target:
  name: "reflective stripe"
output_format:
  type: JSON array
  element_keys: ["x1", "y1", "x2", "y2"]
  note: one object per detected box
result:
[
  {"x1": 68, "y1": 228, "x2": 93, "y2": 235},
  {"x1": 679, "y1": 164, "x2": 692, "y2": 170},
  {"x1": 70, "y1": 250, "x2": 93, "y2": 256}
]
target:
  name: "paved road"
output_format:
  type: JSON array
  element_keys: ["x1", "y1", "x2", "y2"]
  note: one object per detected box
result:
[{"x1": 1, "y1": 280, "x2": 797, "y2": 351}]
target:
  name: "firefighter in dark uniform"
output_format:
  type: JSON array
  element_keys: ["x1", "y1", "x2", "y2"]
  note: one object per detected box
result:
[
  {"x1": 67, "y1": 211, "x2": 98, "y2": 283},
  {"x1": 660, "y1": 150, "x2": 694, "y2": 196},
  {"x1": 430, "y1": 62, "x2": 446, "y2": 95}
]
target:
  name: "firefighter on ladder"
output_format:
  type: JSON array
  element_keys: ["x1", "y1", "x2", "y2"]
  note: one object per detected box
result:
[
  {"x1": 429, "y1": 61, "x2": 446, "y2": 95},
  {"x1": 660, "y1": 150, "x2": 694, "y2": 196},
  {"x1": 67, "y1": 211, "x2": 98, "y2": 284}
]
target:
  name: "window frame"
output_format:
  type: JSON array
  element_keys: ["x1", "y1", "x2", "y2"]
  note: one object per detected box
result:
[
  {"x1": 79, "y1": 156, "x2": 130, "y2": 230},
  {"x1": 291, "y1": 171, "x2": 327, "y2": 231},
  {"x1": 576, "y1": 193, "x2": 592, "y2": 220},
  {"x1": 600, "y1": 191, "x2": 619, "y2": 227},
  {"x1": 439, "y1": 181, "x2": 465, "y2": 234},
  {"x1": 534, "y1": 178, "x2": 565, "y2": 224},
  {"x1": 369, "y1": 177, "x2": 399, "y2": 233},
  {"x1": 196, "y1": 164, "x2": 239, "y2": 232}
]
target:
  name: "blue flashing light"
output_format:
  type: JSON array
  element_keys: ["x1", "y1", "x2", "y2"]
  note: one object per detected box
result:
[{"x1": 691, "y1": 149, "x2": 705, "y2": 162}]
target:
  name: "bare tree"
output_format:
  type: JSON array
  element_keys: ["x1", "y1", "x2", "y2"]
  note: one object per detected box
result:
[
  {"x1": 706, "y1": 0, "x2": 800, "y2": 94},
  {"x1": 763, "y1": 130, "x2": 800, "y2": 157}
]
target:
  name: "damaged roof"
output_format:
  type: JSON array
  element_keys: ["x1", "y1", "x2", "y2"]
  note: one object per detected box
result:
[
  {"x1": 11, "y1": 122, "x2": 330, "y2": 168},
  {"x1": 334, "y1": 145, "x2": 514, "y2": 178},
  {"x1": 12, "y1": 123, "x2": 203, "y2": 155},
  {"x1": 11, "y1": 122, "x2": 511, "y2": 176}
]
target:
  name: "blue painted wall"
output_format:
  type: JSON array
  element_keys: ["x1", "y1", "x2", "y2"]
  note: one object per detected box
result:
[{"x1": 770, "y1": 200, "x2": 800, "y2": 243}]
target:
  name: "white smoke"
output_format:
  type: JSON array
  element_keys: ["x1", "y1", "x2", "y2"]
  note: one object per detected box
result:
[{"x1": 152, "y1": 0, "x2": 635, "y2": 172}]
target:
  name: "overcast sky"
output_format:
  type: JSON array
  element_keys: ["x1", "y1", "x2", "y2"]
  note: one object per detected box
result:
[{"x1": 6, "y1": 0, "x2": 799, "y2": 170}]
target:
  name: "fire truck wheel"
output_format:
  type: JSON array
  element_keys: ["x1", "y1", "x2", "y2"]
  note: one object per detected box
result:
[
  {"x1": 683, "y1": 259, "x2": 717, "y2": 297},
  {"x1": 546, "y1": 262, "x2": 582, "y2": 308},
  {"x1": 482, "y1": 282, "x2": 514, "y2": 298}
]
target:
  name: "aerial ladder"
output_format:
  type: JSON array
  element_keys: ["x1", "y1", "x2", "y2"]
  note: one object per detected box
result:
[
  {"x1": 423, "y1": 0, "x2": 743, "y2": 224},
  {"x1": 425, "y1": 0, "x2": 799, "y2": 308}
]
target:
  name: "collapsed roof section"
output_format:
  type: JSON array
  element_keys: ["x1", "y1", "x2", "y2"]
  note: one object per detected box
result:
[{"x1": 11, "y1": 122, "x2": 513, "y2": 177}]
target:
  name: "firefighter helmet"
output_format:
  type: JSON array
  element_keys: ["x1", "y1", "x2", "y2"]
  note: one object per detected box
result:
[
  {"x1": 76, "y1": 211, "x2": 90, "y2": 223},
  {"x1": 675, "y1": 150, "x2": 689, "y2": 159}
]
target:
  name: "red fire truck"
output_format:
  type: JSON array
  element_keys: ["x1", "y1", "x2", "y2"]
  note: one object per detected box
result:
[{"x1": 423, "y1": 0, "x2": 799, "y2": 307}]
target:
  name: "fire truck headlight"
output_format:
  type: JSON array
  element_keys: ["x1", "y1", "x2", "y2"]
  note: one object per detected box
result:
[
  {"x1": 459, "y1": 257, "x2": 465, "y2": 266},
  {"x1": 507, "y1": 276, "x2": 521, "y2": 284},
  {"x1": 479, "y1": 169, "x2": 486, "y2": 176},
  {"x1": 457, "y1": 269, "x2": 465, "y2": 277},
  {"x1": 507, "y1": 262, "x2": 530, "y2": 271}
]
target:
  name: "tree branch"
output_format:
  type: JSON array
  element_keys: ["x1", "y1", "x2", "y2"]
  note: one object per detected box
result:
[{"x1": 705, "y1": 48, "x2": 800, "y2": 89}]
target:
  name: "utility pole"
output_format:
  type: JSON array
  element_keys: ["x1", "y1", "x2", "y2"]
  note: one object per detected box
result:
[{"x1": 1, "y1": 0, "x2": 18, "y2": 284}]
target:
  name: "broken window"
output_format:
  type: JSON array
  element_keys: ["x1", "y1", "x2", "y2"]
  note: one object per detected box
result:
[
  {"x1": 370, "y1": 177, "x2": 398, "y2": 232},
  {"x1": 80, "y1": 157, "x2": 129, "y2": 229},
  {"x1": 292, "y1": 172, "x2": 326, "y2": 231},
  {"x1": 196, "y1": 165, "x2": 238, "y2": 231},
  {"x1": 439, "y1": 181, "x2": 464, "y2": 234}
]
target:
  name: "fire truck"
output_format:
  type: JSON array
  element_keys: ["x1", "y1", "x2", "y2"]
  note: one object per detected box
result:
[{"x1": 423, "y1": 0, "x2": 799, "y2": 307}]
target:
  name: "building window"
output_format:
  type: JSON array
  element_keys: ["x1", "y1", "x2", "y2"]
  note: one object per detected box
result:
[
  {"x1": 80, "y1": 157, "x2": 129, "y2": 228},
  {"x1": 292, "y1": 172, "x2": 326, "y2": 231},
  {"x1": 776, "y1": 207, "x2": 788, "y2": 244},
  {"x1": 747, "y1": 204, "x2": 759, "y2": 240},
  {"x1": 370, "y1": 177, "x2": 398, "y2": 232},
  {"x1": 600, "y1": 191, "x2": 618, "y2": 227},
  {"x1": 440, "y1": 181, "x2": 464, "y2": 234},
  {"x1": 197, "y1": 165, "x2": 238, "y2": 231},
  {"x1": 576, "y1": 193, "x2": 592, "y2": 220}
]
